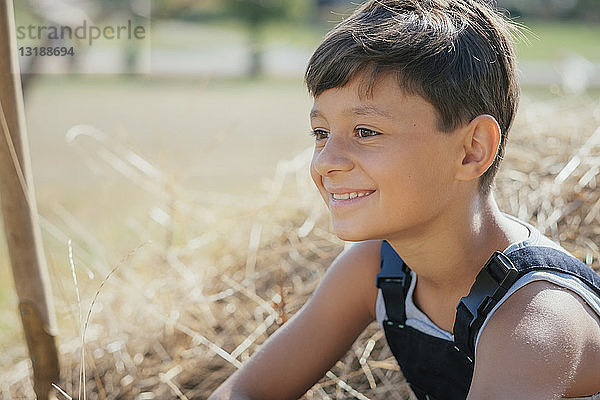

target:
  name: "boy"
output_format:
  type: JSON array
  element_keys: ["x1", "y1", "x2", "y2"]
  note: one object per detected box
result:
[{"x1": 210, "y1": 0, "x2": 600, "y2": 399}]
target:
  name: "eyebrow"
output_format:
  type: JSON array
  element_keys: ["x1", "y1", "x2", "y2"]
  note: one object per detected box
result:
[
  {"x1": 310, "y1": 105, "x2": 393, "y2": 119},
  {"x1": 350, "y1": 105, "x2": 393, "y2": 118}
]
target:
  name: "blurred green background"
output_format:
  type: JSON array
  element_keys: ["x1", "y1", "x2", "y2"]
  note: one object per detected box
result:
[{"x1": 1, "y1": 0, "x2": 599, "y2": 375}]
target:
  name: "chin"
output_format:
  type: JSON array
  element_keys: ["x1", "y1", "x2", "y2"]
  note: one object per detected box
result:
[
  {"x1": 332, "y1": 225, "x2": 375, "y2": 242},
  {"x1": 335, "y1": 233, "x2": 364, "y2": 242}
]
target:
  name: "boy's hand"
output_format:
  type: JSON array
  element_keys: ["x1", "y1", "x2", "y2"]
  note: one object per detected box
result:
[{"x1": 467, "y1": 280, "x2": 600, "y2": 399}]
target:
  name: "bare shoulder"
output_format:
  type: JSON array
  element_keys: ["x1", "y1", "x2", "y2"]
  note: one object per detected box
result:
[
  {"x1": 469, "y1": 280, "x2": 600, "y2": 399},
  {"x1": 333, "y1": 240, "x2": 383, "y2": 272},
  {"x1": 322, "y1": 240, "x2": 383, "y2": 318}
]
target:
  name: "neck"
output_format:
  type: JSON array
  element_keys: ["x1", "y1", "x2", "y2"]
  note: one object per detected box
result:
[{"x1": 386, "y1": 190, "x2": 528, "y2": 301}]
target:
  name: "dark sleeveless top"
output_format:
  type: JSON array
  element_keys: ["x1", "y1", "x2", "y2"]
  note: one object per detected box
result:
[{"x1": 376, "y1": 241, "x2": 600, "y2": 400}]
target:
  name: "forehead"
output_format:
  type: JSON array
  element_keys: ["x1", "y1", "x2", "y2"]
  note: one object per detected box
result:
[{"x1": 310, "y1": 73, "x2": 439, "y2": 125}]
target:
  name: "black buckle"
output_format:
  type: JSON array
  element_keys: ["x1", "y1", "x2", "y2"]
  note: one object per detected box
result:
[
  {"x1": 377, "y1": 270, "x2": 412, "y2": 323},
  {"x1": 454, "y1": 251, "x2": 520, "y2": 358},
  {"x1": 377, "y1": 241, "x2": 413, "y2": 324},
  {"x1": 376, "y1": 275, "x2": 407, "y2": 289}
]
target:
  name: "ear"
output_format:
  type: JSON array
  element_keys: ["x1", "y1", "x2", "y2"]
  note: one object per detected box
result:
[{"x1": 455, "y1": 114, "x2": 501, "y2": 182}]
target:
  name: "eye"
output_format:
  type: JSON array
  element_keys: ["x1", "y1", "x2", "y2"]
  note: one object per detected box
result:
[
  {"x1": 310, "y1": 129, "x2": 329, "y2": 141},
  {"x1": 356, "y1": 127, "x2": 380, "y2": 138}
]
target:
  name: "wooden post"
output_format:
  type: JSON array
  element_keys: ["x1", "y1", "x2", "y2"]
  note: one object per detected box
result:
[{"x1": 0, "y1": 1, "x2": 60, "y2": 399}]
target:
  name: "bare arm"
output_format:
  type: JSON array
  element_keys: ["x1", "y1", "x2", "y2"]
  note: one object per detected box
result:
[
  {"x1": 209, "y1": 240, "x2": 382, "y2": 400},
  {"x1": 467, "y1": 281, "x2": 600, "y2": 400}
]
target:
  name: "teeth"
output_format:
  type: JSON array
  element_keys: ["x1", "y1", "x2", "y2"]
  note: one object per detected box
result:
[
  {"x1": 332, "y1": 191, "x2": 370, "y2": 200},
  {"x1": 333, "y1": 193, "x2": 350, "y2": 200}
]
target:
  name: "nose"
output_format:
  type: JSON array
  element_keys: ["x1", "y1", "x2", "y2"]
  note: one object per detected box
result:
[{"x1": 310, "y1": 134, "x2": 354, "y2": 177}]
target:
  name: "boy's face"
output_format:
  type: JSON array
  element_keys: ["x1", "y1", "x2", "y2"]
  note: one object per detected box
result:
[{"x1": 309, "y1": 73, "x2": 465, "y2": 242}]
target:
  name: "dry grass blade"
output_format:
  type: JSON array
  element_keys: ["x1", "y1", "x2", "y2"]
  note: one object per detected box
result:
[
  {"x1": 324, "y1": 371, "x2": 371, "y2": 400},
  {"x1": 230, "y1": 313, "x2": 276, "y2": 360},
  {"x1": 159, "y1": 366, "x2": 189, "y2": 400},
  {"x1": 67, "y1": 240, "x2": 85, "y2": 400},
  {"x1": 221, "y1": 275, "x2": 278, "y2": 315},
  {"x1": 52, "y1": 383, "x2": 73, "y2": 400},
  {"x1": 555, "y1": 124, "x2": 600, "y2": 186},
  {"x1": 81, "y1": 241, "x2": 150, "y2": 348},
  {"x1": 356, "y1": 335, "x2": 380, "y2": 389},
  {"x1": 0, "y1": 99, "x2": 31, "y2": 208},
  {"x1": 173, "y1": 322, "x2": 242, "y2": 368}
]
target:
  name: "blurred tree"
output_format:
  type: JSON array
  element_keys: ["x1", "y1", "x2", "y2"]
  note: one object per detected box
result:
[
  {"x1": 151, "y1": 0, "x2": 209, "y2": 19},
  {"x1": 223, "y1": 0, "x2": 287, "y2": 77},
  {"x1": 147, "y1": 0, "x2": 313, "y2": 77},
  {"x1": 222, "y1": 0, "x2": 314, "y2": 77},
  {"x1": 316, "y1": 0, "x2": 352, "y2": 6},
  {"x1": 569, "y1": 0, "x2": 600, "y2": 22},
  {"x1": 499, "y1": 0, "x2": 600, "y2": 21}
]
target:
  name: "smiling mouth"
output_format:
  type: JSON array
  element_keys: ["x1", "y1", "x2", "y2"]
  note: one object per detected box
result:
[{"x1": 330, "y1": 190, "x2": 375, "y2": 200}]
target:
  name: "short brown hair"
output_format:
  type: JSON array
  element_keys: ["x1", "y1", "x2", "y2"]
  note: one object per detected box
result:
[{"x1": 305, "y1": 0, "x2": 520, "y2": 192}]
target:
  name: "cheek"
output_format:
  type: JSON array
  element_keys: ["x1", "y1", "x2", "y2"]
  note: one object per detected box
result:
[
  {"x1": 309, "y1": 159, "x2": 320, "y2": 186},
  {"x1": 376, "y1": 158, "x2": 432, "y2": 206},
  {"x1": 309, "y1": 159, "x2": 327, "y2": 197}
]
